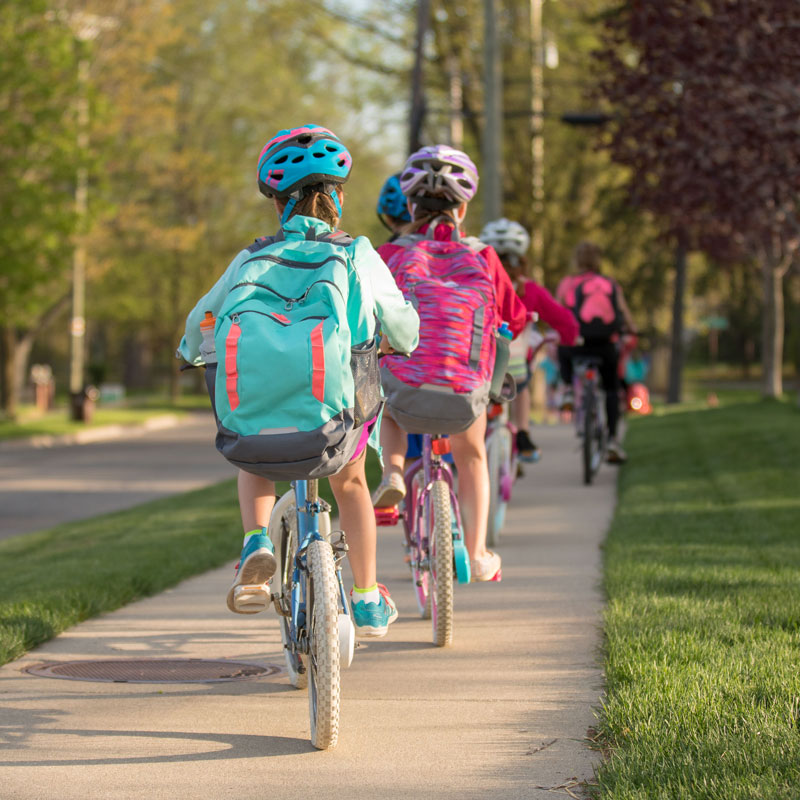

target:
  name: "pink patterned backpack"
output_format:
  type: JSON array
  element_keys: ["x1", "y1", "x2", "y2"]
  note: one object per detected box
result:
[{"x1": 380, "y1": 230, "x2": 499, "y2": 434}]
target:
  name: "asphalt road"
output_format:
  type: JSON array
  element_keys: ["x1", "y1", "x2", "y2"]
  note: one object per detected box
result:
[
  {"x1": 0, "y1": 422, "x2": 615, "y2": 799},
  {"x1": 0, "y1": 414, "x2": 236, "y2": 541}
]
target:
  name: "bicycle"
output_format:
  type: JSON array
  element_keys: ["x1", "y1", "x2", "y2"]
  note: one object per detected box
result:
[
  {"x1": 376, "y1": 434, "x2": 472, "y2": 647},
  {"x1": 572, "y1": 356, "x2": 607, "y2": 485},
  {"x1": 268, "y1": 478, "x2": 355, "y2": 749},
  {"x1": 485, "y1": 402, "x2": 516, "y2": 549},
  {"x1": 485, "y1": 330, "x2": 558, "y2": 546}
]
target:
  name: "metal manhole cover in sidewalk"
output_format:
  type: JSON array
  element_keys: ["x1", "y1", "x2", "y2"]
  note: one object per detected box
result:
[{"x1": 25, "y1": 659, "x2": 283, "y2": 684}]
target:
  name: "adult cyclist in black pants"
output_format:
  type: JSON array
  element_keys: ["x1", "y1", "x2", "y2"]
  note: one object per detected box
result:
[{"x1": 555, "y1": 241, "x2": 637, "y2": 464}]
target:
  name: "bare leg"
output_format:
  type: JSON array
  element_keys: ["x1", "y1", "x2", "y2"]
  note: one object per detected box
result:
[
  {"x1": 449, "y1": 414, "x2": 490, "y2": 560},
  {"x1": 379, "y1": 412, "x2": 407, "y2": 480},
  {"x1": 329, "y1": 452, "x2": 377, "y2": 589},
  {"x1": 237, "y1": 470, "x2": 276, "y2": 533}
]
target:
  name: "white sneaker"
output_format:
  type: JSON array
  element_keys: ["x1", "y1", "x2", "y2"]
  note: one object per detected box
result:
[
  {"x1": 606, "y1": 439, "x2": 628, "y2": 464},
  {"x1": 371, "y1": 472, "x2": 406, "y2": 508},
  {"x1": 471, "y1": 551, "x2": 502, "y2": 582}
]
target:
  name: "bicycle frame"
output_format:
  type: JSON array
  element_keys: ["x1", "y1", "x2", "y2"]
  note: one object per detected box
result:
[
  {"x1": 404, "y1": 436, "x2": 463, "y2": 570},
  {"x1": 285, "y1": 479, "x2": 351, "y2": 655}
]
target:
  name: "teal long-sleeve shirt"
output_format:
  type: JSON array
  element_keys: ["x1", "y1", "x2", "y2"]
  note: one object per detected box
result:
[{"x1": 177, "y1": 215, "x2": 419, "y2": 365}]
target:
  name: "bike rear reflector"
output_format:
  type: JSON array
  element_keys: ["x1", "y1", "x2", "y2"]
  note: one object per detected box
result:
[
  {"x1": 374, "y1": 507, "x2": 400, "y2": 526},
  {"x1": 585, "y1": 368, "x2": 597, "y2": 381},
  {"x1": 432, "y1": 437, "x2": 451, "y2": 455},
  {"x1": 487, "y1": 403, "x2": 503, "y2": 420}
]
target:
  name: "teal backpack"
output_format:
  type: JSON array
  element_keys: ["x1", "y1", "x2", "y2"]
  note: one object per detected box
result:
[{"x1": 207, "y1": 221, "x2": 382, "y2": 480}]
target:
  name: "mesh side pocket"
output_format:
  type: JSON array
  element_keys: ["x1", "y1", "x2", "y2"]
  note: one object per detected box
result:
[{"x1": 351, "y1": 339, "x2": 382, "y2": 426}]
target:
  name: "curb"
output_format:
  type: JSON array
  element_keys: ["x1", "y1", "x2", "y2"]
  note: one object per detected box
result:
[{"x1": 0, "y1": 413, "x2": 186, "y2": 452}]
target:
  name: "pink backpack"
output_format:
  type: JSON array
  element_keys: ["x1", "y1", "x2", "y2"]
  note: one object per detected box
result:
[{"x1": 380, "y1": 231, "x2": 499, "y2": 434}]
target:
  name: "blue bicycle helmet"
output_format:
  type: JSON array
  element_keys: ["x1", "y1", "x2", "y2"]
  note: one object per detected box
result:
[
  {"x1": 257, "y1": 124, "x2": 352, "y2": 224},
  {"x1": 377, "y1": 173, "x2": 411, "y2": 227}
]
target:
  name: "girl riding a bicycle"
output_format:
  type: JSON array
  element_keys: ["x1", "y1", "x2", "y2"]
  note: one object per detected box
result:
[
  {"x1": 372, "y1": 145, "x2": 527, "y2": 582},
  {"x1": 178, "y1": 125, "x2": 419, "y2": 639},
  {"x1": 479, "y1": 218, "x2": 579, "y2": 462}
]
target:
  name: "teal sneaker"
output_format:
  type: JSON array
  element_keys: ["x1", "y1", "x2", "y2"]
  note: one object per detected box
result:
[
  {"x1": 226, "y1": 529, "x2": 277, "y2": 614},
  {"x1": 350, "y1": 583, "x2": 398, "y2": 639}
]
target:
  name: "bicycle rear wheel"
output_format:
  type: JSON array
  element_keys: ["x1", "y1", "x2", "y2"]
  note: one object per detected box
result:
[
  {"x1": 271, "y1": 492, "x2": 308, "y2": 690},
  {"x1": 429, "y1": 480, "x2": 454, "y2": 647},
  {"x1": 306, "y1": 538, "x2": 341, "y2": 750},
  {"x1": 406, "y1": 471, "x2": 431, "y2": 619},
  {"x1": 486, "y1": 426, "x2": 512, "y2": 547},
  {"x1": 583, "y1": 391, "x2": 596, "y2": 485}
]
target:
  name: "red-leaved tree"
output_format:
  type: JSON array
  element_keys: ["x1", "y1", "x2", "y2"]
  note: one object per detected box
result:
[{"x1": 594, "y1": 0, "x2": 800, "y2": 398}]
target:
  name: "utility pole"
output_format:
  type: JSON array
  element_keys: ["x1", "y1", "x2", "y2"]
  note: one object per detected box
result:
[
  {"x1": 409, "y1": 0, "x2": 430, "y2": 154},
  {"x1": 530, "y1": 0, "x2": 544, "y2": 280},
  {"x1": 449, "y1": 55, "x2": 463, "y2": 149},
  {"x1": 69, "y1": 52, "x2": 89, "y2": 417},
  {"x1": 67, "y1": 12, "x2": 117, "y2": 420},
  {"x1": 482, "y1": 0, "x2": 502, "y2": 224}
]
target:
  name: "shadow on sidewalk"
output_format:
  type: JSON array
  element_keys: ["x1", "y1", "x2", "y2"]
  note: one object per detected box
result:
[{"x1": 0, "y1": 721, "x2": 313, "y2": 764}]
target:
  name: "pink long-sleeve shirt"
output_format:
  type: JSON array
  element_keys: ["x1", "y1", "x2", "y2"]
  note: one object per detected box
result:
[{"x1": 517, "y1": 277, "x2": 579, "y2": 346}]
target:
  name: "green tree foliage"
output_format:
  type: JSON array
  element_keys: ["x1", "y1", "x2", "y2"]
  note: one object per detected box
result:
[
  {"x1": 0, "y1": 2, "x2": 80, "y2": 416},
  {"x1": 83, "y1": 0, "x2": 404, "y2": 395},
  {"x1": 426, "y1": 0, "x2": 672, "y2": 339}
]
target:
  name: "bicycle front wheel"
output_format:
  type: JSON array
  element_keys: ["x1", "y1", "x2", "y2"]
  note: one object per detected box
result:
[
  {"x1": 306, "y1": 538, "x2": 341, "y2": 750},
  {"x1": 429, "y1": 480, "x2": 454, "y2": 647}
]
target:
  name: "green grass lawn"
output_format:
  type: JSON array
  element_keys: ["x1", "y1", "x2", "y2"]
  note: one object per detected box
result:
[
  {"x1": 0, "y1": 451, "x2": 381, "y2": 666},
  {"x1": 597, "y1": 398, "x2": 800, "y2": 799},
  {"x1": 0, "y1": 403, "x2": 191, "y2": 440}
]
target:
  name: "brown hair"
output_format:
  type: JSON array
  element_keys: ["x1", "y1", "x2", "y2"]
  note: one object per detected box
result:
[
  {"x1": 277, "y1": 187, "x2": 342, "y2": 228},
  {"x1": 572, "y1": 240, "x2": 602, "y2": 273},
  {"x1": 400, "y1": 206, "x2": 460, "y2": 236}
]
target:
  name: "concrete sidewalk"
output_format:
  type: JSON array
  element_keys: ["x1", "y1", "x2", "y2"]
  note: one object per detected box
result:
[{"x1": 0, "y1": 423, "x2": 615, "y2": 799}]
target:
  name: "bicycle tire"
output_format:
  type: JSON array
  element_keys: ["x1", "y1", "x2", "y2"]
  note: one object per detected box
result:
[
  {"x1": 486, "y1": 426, "x2": 511, "y2": 547},
  {"x1": 306, "y1": 538, "x2": 341, "y2": 750},
  {"x1": 583, "y1": 390, "x2": 596, "y2": 485},
  {"x1": 272, "y1": 493, "x2": 308, "y2": 690},
  {"x1": 407, "y1": 471, "x2": 431, "y2": 619},
  {"x1": 429, "y1": 480, "x2": 454, "y2": 647}
]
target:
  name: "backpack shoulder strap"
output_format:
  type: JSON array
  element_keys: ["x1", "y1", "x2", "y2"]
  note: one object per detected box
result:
[
  {"x1": 391, "y1": 233, "x2": 425, "y2": 249},
  {"x1": 460, "y1": 235, "x2": 489, "y2": 253},
  {"x1": 309, "y1": 228, "x2": 355, "y2": 247},
  {"x1": 246, "y1": 231, "x2": 284, "y2": 253}
]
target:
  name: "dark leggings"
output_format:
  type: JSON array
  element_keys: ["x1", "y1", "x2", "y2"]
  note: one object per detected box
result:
[{"x1": 558, "y1": 340, "x2": 620, "y2": 438}]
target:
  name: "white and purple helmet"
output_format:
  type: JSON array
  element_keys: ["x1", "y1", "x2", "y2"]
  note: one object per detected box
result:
[
  {"x1": 399, "y1": 145, "x2": 479, "y2": 211},
  {"x1": 480, "y1": 218, "x2": 531, "y2": 257}
]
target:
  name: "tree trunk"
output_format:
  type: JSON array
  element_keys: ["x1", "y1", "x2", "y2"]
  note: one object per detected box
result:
[
  {"x1": 761, "y1": 255, "x2": 786, "y2": 398},
  {"x1": 1, "y1": 325, "x2": 17, "y2": 419},
  {"x1": 0, "y1": 326, "x2": 36, "y2": 420},
  {"x1": 667, "y1": 230, "x2": 688, "y2": 404}
]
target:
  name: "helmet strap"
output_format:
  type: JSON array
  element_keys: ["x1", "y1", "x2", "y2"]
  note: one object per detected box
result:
[
  {"x1": 280, "y1": 195, "x2": 298, "y2": 226},
  {"x1": 330, "y1": 186, "x2": 342, "y2": 218}
]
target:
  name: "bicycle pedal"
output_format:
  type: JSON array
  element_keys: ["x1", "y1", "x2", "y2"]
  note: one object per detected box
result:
[
  {"x1": 233, "y1": 583, "x2": 271, "y2": 613},
  {"x1": 375, "y1": 506, "x2": 400, "y2": 526}
]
